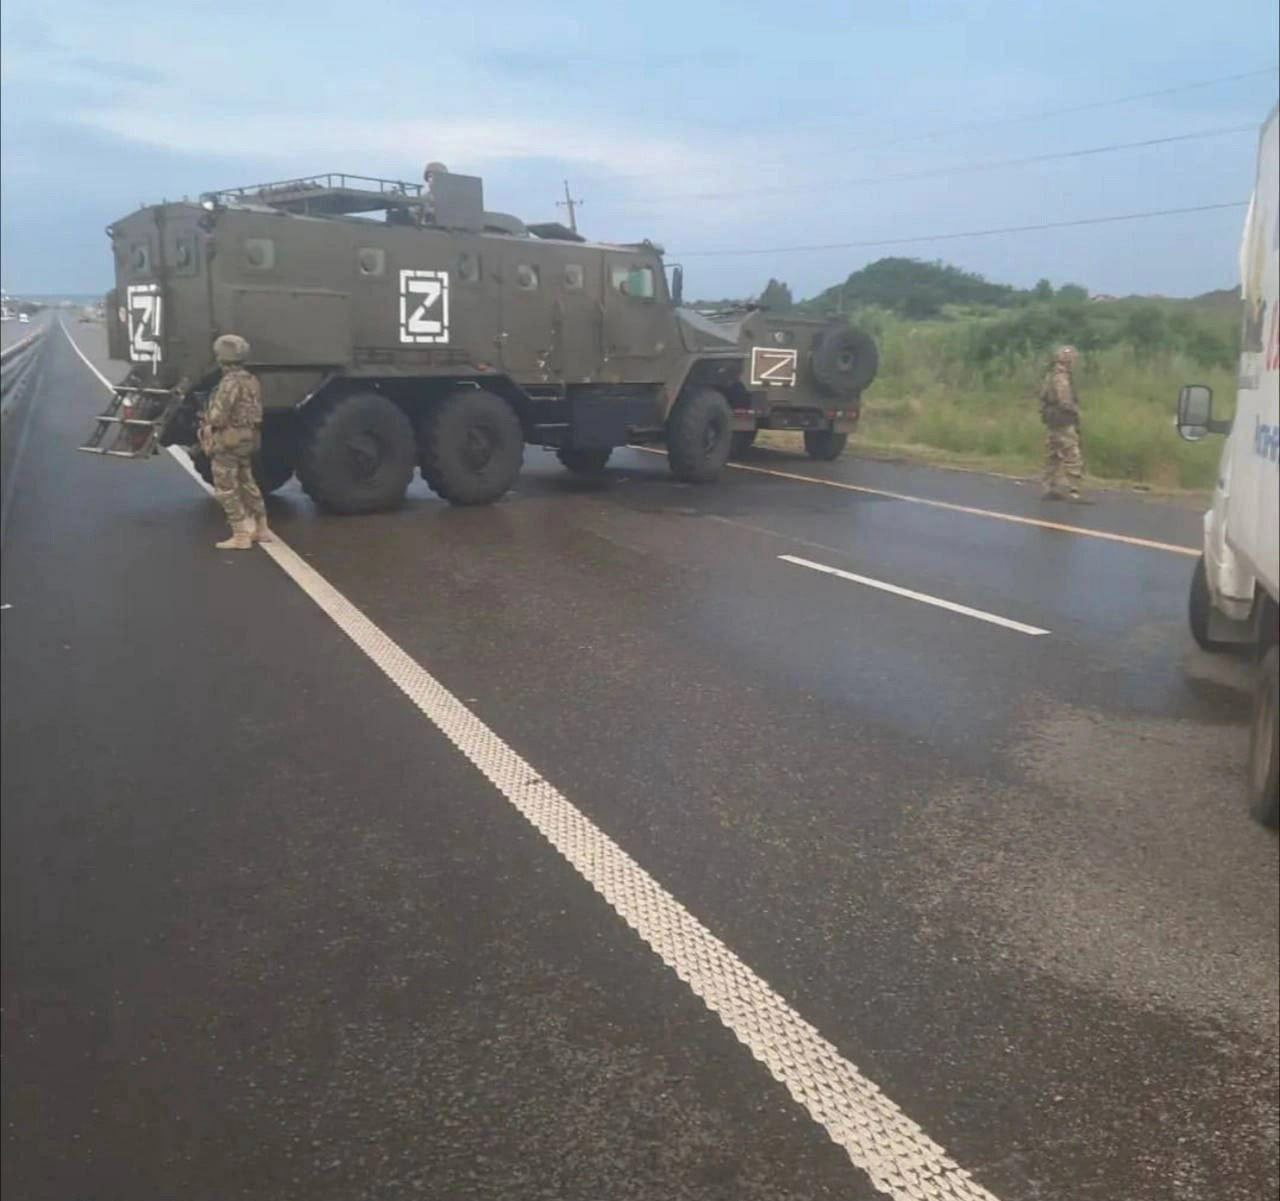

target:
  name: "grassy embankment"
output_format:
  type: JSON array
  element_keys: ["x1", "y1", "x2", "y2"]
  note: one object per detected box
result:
[{"x1": 770, "y1": 287, "x2": 1242, "y2": 492}]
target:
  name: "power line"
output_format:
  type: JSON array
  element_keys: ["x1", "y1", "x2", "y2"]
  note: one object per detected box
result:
[
  {"x1": 866, "y1": 65, "x2": 1277, "y2": 150},
  {"x1": 592, "y1": 64, "x2": 1277, "y2": 183},
  {"x1": 675, "y1": 201, "x2": 1248, "y2": 258},
  {"x1": 621, "y1": 125, "x2": 1255, "y2": 206}
]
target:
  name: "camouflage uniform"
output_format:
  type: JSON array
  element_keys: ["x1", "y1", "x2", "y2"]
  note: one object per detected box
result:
[
  {"x1": 1039, "y1": 345, "x2": 1084, "y2": 500},
  {"x1": 200, "y1": 335, "x2": 269, "y2": 549}
]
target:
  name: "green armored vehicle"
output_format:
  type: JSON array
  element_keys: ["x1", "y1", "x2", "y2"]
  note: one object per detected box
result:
[{"x1": 81, "y1": 168, "x2": 877, "y2": 511}]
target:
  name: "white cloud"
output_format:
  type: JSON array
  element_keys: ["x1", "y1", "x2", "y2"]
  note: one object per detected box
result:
[{"x1": 75, "y1": 106, "x2": 733, "y2": 188}]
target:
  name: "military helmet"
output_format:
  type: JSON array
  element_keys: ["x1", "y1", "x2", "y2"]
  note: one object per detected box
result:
[
  {"x1": 213, "y1": 334, "x2": 250, "y2": 363},
  {"x1": 424, "y1": 161, "x2": 448, "y2": 181},
  {"x1": 1052, "y1": 344, "x2": 1078, "y2": 366}
]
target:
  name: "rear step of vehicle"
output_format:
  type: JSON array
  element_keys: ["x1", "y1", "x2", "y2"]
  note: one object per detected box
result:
[{"x1": 77, "y1": 386, "x2": 179, "y2": 459}]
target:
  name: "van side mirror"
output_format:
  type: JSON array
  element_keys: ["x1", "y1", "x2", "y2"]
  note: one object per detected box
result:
[
  {"x1": 671, "y1": 265, "x2": 683, "y2": 305},
  {"x1": 1176, "y1": 384, "x2": 1230, "y2": 441},
  {"x1": 1177, "y1": 384, "x2": 1212, "y2": 440}
]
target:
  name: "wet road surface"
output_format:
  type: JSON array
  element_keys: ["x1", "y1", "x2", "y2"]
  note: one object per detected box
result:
[{"x1": 3, "y1": 322, "x2": 1277, "y2": 1200}]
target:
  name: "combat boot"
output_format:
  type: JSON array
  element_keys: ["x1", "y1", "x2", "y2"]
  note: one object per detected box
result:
[
  {"x1": 251, "y1": 517, "x2": 274, "y2": 543},
  {"x1": 215, "y1": 522, "x2": 254, "y2": 550}
]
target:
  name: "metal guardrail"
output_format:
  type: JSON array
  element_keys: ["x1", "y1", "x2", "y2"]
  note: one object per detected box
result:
[
  {"x1": 0, "y1": 326, "x2": 47, "y2": 409},
  {"x1": 0, "y1": 327, "x2": 44, "y2": 365}
]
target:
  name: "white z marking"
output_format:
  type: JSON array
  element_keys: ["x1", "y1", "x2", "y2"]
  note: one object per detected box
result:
[
  {"x1": 399, "y1": 269, "x2": 450, "y2": 344},
  {"x1": 126, "y1": 284, "x2": 162, "y2": 363},
  {"x1": 750, "y1": 346, "x2": 797, "y2": 387}
]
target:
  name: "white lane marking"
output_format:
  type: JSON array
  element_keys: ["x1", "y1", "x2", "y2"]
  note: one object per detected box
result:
[
  {"x1": 60, "y1": 318, "x2": 122, "y2": 387},
  {"x1": 780, "y1": 554, "x2": 1049, "y2": 636},
  {"x1": 628, "y1": 445, "x2": 1200, "y2": 557},
  {"x1": 63, "y1": 325, "x2": 1001, "y2": 1201}
]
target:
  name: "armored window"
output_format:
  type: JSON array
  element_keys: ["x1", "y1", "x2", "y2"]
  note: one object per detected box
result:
[
  {"x1": 611, "y1": 265, "x2": 655, "y2": 300},
  {"x1": 358, "y1": 247, "x2": 386, "y2": 276},
  {"x1": 458, "y1": 252, "x2": 480, "y2": 283},
  {"x1": 244, "y1": 237, "x2": 275, "y2": 270},
  {"x1": 130, "y1": 243, "x2": 151, "y2": 274},
  {"x1": 173, "y1": 236, "x2": 198, "y2": 276},
  {"x1": 564, "y1": 264, "x2": 584, "y2": 290},
  {"x1": 515, "y1": 264, "x2": 540, "y2": 292}
]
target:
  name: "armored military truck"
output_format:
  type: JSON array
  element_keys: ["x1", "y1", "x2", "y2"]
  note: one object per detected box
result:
[{"x1": 80, "y1": 169, "x2": 876, "y2": 512}]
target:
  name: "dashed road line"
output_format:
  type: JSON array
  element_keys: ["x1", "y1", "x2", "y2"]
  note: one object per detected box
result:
[
  {"x1": 63, "y1": 321, "x2": 1002, "y2": 1201},
  {"x1": 629, "y1": 445, "x2": 1200, "y2": 557},
  {"x1": 780, "y1": 553, "x2": 1050, "y2": 636}
]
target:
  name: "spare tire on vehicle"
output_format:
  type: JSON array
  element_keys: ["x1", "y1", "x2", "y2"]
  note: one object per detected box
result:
[{"x1": 810, "y1": 326, "x2": 878, "y2": 397}]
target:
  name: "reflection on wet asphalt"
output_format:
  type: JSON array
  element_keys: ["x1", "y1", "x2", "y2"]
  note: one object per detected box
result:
[{"x1": 2, "y1": 322, "x2": 1275, "y2": 1201}]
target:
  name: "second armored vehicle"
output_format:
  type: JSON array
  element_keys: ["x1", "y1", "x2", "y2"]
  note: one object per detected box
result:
[{"x1": 82, "y1": 169, "x2": 877, "y2": 512}]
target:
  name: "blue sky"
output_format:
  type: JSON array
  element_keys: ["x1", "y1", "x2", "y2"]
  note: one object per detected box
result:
[{"x1": 1, "y1": 0, "x2": 1276, "y2": 299}]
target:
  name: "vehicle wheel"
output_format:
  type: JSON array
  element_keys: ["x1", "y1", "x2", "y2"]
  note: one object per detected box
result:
[
  {"x1": 296, "y1": 391, "x2": 416, "y2": 514},
  {"x1": 190, "y1": 449, "x2": 215, "y2": 486},
  {"x1": 811, "y1": 326, "x2": 878, "y2": 396},
  {"x1": 557, "y1": 446, "x2": 612, "y2": 474},
  {"x1": 730, "y1": 430, "x2": 757, "y2": 459},
  {"x1": 419, "y1": 388, "x2": 523, "y2": 505},
  {"x1": 1247, "y1": 644, "x2": 1279, "y2": 828},
  {"x1": 667, "y1": 387, "x2": 733, "y2": 483},
  {"x1": 189, "y1": 446, "x2": 293, "y2": 495},
  {"x1": 256, "y1": 421, "x2": 298, "y2": 494},
  {"x1": 1188, "y1": 555, "x2": 1228, "y2": 652},
  {"x1": 804, "y1": 430, "x2": 848, "y2": 461},
  {"x1": 254, "y1": 443, "x2": 295, "y2": 495}
]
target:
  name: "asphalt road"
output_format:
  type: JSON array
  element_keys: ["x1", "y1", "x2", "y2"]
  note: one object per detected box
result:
[{"x1": 3, "y1": 322, "x2": 1277, "y2": 1201}]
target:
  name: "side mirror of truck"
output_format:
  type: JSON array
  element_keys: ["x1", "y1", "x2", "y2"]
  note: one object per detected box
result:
[
  {"x1": 670, "y1": 264, "x2": 683, "y2": 306},
  {"x1": 1176, "y1": 384, "x2": 1230, "y2": 441}
]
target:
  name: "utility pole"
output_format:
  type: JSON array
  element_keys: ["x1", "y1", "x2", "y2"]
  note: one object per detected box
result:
[{"x1": 557, "y1": 180, "x2": 583, "y2": 234}]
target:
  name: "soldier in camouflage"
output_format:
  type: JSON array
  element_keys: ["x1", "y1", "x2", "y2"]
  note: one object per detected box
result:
[
  {"x1": 1039, "y1": 345, "x2": 1087, "y2": 502},
  {"x1": 199, "y1": 334, "x2": 271, "y2": 549}
]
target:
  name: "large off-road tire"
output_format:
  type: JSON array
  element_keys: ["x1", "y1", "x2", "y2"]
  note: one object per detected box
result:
[
  {"x1": 1188, "y1": 555, "x2": 1228, "y2": 652},
  {"x1": 810, "y1": 326, "x2": 878, "y2": 397},
  {"x1": 667, "y1": 387, "x2": 733, "y2": 483},
  {"x1": 804, "y1": 429, "x2": 848, "y2": 461},
  {"x1": 730, "y1": 430, "x2": 757, "y2": 459},
  {"x1": 1247, "y1": 644, "x2": 1279, "y2": 828},
  {"x1": 419, "y1": 388, "x2": 523, "y2": 505},
  {"x1": 296, "y1": 391, "x2": 416, "y2": 514},
  {"x1": 257, "y1": 425, "x2": 298, "y2": 494},
  {"x1": 189, "y1": 444, "x2": 294, "y2": 496},
  {"x1": 557, "y1": 446, "x2": 612, "y2": 474}
]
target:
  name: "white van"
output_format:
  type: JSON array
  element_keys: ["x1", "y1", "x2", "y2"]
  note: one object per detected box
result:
[{"x1": 1178, "y1": 104, "x2": 1279, "y2": 826}]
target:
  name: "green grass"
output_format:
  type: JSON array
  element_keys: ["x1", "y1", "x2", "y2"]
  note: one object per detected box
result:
[{"x1": 844, "y1": 307, "x2": 1235, "y2": 491}]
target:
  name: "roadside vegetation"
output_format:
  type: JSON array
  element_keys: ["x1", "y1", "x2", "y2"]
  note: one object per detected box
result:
[{"x1": 738, "y1": 260, "x2": 1241, "y2": 491}]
